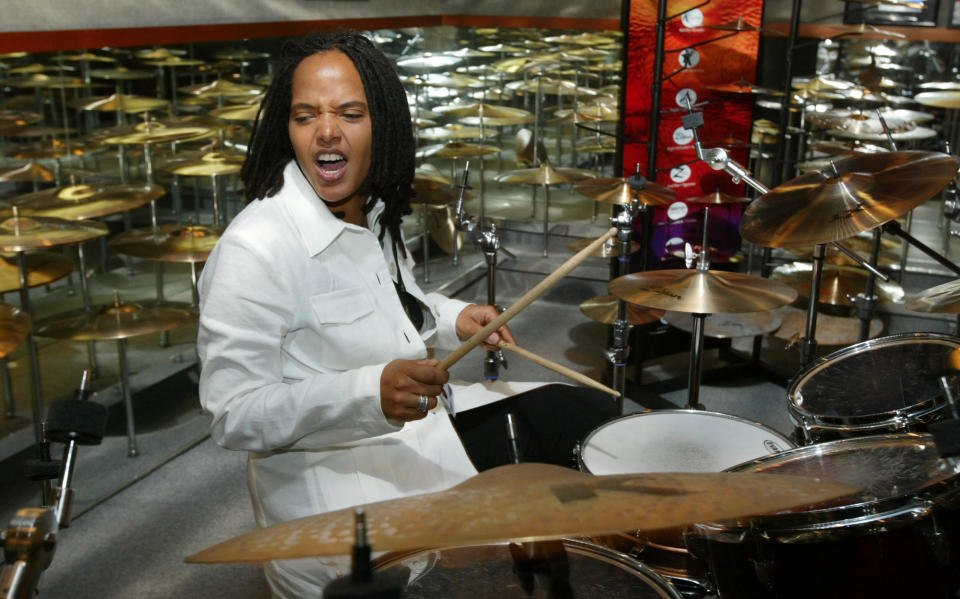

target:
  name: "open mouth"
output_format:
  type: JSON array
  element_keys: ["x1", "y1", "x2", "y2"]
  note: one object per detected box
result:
[{"x1": 315, "y1": 152, "x2": 347, "y2": 181}]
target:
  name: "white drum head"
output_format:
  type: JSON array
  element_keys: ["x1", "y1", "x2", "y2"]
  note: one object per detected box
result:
[{"x1": 580, "y1": 410, "x2": 793, "y2": 475}]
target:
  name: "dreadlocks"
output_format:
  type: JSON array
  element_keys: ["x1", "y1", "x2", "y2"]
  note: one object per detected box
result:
[{"x1": 241, "y1": 30, "x2": 415, "y2": 257}]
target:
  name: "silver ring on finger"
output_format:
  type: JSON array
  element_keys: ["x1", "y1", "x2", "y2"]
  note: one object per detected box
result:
[{"x1": 417, "y1": 394, "x2": 429, "y2": 414}]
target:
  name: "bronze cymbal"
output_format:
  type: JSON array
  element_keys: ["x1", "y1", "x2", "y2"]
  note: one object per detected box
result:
[
  {"x1": 213, "y1": 49, "x2": 270, "y2": 61},
  {"x1": 396, "y1": 54, "x2": 463, "y2": 72},
  {"x1": 479, "y1": 43, "x2": 528, "y2": 54},
  {"x1": 102, "y1": 124, "x2": 215, "y2": 146},
  {"x1": 905, "y1": 279, "x2": 960, "y2": 314},
  {"x1": 186, "y1": 462, "x2": 855, "y2": 562},
  {"x1": 456, "y1": 114, "x2": 530, "y2": 127},
  {"x1": 0, "y1": 126, "x2": 79, "y2": 139},
  {"x1": 575, "y1": 138, "x2": 618, "y2": 154},
  {"x1": 569, "y1": 103, "x2": 619, "y2": 121},
  {"x1": 510, "y1": 78, "x2": 602, "y2": 98},
  {"x1": 792, "y1": 76, "x2": 855, "y2": 92},
  {"x1": 426, "y1": 206, "x2": 462, "y2": 255},
  {"x1": 549, "y1": 110, "x2": 603, "y2": 124},
  {"x1": 108, "y1": 224, "x2": 224, "y2": 262},
  {"x1": 63, "y1": 52, "x2": 116, "y2": 63},
  {"x1": 11, "y1": 183, "x2": 164, "y2": 220},
  {"x1": 209, "y1": 103, "x2": 261, "y2": 122},
  {"x1": 443, "y1": 48, "x2": 495, "y2": 59},
  {"x1": 417, "y1": 125, "x2": 484, "y2": 141},
  {"x1": 826, "y1": 23, "x2": 907, "y2": 40},
  {"x1": 142, "y1": 56, "x2": 204, "y2": 68},
  {"x1": 179, "y1": 79, "x2": 261, "y2": 97},
  {"x1": 417, "y1": 142, "x2": 501, "y2": 159},
  {"x1": 7, "y1": 63, "x2": 73, "y2": 75},
  {"x1": 435, "y1": 103, "x2": 532, "y2": 121},
  {"x1": 664, "y1": 310, "x2": 783, "y2": 338},
  {"x1": 159, "y1": 151, "x2": 244, "y2": 177},
  {"x1": 688, "y1": 191, "x2": 749, "y2": 205},
  {"x1": 69, "y1": 93, "x2": 169, "y2": 114},
  {"x1": 3, "y1": 74, "x2": 92, "y2": 89},
  {"x1": 741, "y1": 151, "x2": 959, "y2": 248},
  {"x1": 609, "y1": 270, "x2": 798, "y2": 314},
  {"x1": 0, "y1": 251, "x2": 73, "y2": 293},
  {"x1": 496, "y1": 163, "x2": 598, "y2": 186},
  {"x1": 573, "y1": 177, "x2": 675, "y2": 206},
  {"x1": 807, "y1": 139, "x2": 890, "y2": 156},
  {"x1": 774, "y1": 305, "x2": 882, "y2": 345},
  {"x1": 89, "y1": 67, "x2": 154, "y2": 81},
  {"x1": 568, "y1": 237, "x2": 641, "y2": 259},
  {"x1": 788, "y1": 235, "x2": 900, "y2": 267},
  {"x1": 412, "y1": 174, "x2": 470, "y2": 207},
  {"x1": 0, "y1": 163, "x2": 93, "y2": 183},
  {"x1": 0, "y1": 215, "x2": 108, "y2": 251},
  {"x1": 580, "y1": 295, "x2": 662, "y2": 325},
  {"x1": 913, "y1": 91, "x2": 960, "y2": 109},
  {"x1": 9, "y1": 139, "x2": 95, "y2": 159},
  {"x1": 0, "y1": 110, "x2": 42, "y2": 129},
  {"x1": 771, "y1": 262, "x2": 903, "y2": 308},
  {"x1": 405, "y1": 73, "x2": 484, "y2": 88},
  {"x1": 135, "y1": 48, "x2": 180, "y2": 60},
  {"x1": 708, "y1": 80, "x2": 783, "y2": 96},
  {"x1": 0, "y1": 303, "x2": 30, "y2": 358},
  {"x1": 35, "y1": 299, "x2": 197, "y2": 341}
]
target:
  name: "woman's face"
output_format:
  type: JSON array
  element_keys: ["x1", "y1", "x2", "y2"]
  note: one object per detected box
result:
[{"x1": 288, "y1": 50, "x2": 372, "y2": 209}]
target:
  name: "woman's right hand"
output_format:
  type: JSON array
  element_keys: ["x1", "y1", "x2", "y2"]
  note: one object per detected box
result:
[{"x1": 380, "y1": 358, "x2": 449, "y2": 421}]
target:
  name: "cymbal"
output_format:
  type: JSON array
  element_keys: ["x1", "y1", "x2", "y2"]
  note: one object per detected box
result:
[
  {"x1": 396, "y1": 54, "x2": 463, "y2": 71},
  {"x1": 412, "y1": 176, "x2": 470, "y2": 207},
  {"x1": 771, "y1": 262, "x2": 903, "y2": 308},
  {"x1": 213, "y1": 49, "x2": 270, "y2": 61},
  {"x1": 179, "y1": 79, "x2": 262, "y2": 97},
  {"x1": 792, "y1": 76, "x2": 855, "y2": 92},
  {"x1": 809, "y1": 110, "x2": 913, "y2": 134},
  {"x1": 405, "y1": 73, "x2": 483, "y2": 88},
  {"x1": 35, "y1": 299, "x2": 197, "y2": 341},
  {"x1": 10, "y1": 183, "x2": 164, "y2": 220},
  {"x1": 63, "y1": 52, "x2": 116, "y2": 63},
  {"x1": 2, "y1": 74, "x2": 93, "y2": 89},
  {"x1": 549, "y1": 110, "x2": 603, "y2": 124},
  {"x1": 102, "y1": 124, "x2": 215, "y2": 146},
  {"x1": 208, "y1": 103, "x2": 260, "y2": 122},
  {"x1": 913, "y1": 91, "x2": 960, "y2": 109},
  {"x1": 0, "y1": 163, "x2": 93, "y2": 183},
  {"x1": 135, "y1": 48, "x2": 181, "y2": 60},
  {"x1": 905, "y1": 279, "x2": 960, "y2": 314},
  {"x1": 826, "y1": 23, "x2": 907, "y2": 40},
  {"x1": 688, "y1": 191, "x2": 749, "y2": 205},
  {"x1": 580, "y1": 295, "x2": 662, "y2": 325},
  {"x1": 0, "y1": 303, "x2": 30, "y2": 358},
  {"x1": 0, "y1": 125, "x2": 78, "y2": 139},
  {"x1": 417, "y1": 142, "x2": 501, "y2": 159},
  {"x1": 496, "y1": 164, "x2": 598, "y2": 186},
  {"x1": 664, "y1": 310, "x2": 783, "y2": 338},
  {"x1": 456, "y1": 114, "x2": 530, "y2": 127},
  {"x1": 510, "y1": 78, "x2": 602, "y2": 98},
  {"x1": 7, "y1": 63, "x2": 73, "y2": 75},
  {"x1": 788, "y1": 233, "x2": 900, "y2": 267},
  {"x1": 568, "y1": 237, "x2": 641, "y2": 259},
  {"x1": 426, "y1": 205, "x2": 462, "y2": 255},
  {"x1": 443, "y1": 48, "x2": 495, "y2": 59},
  {"x1": 0, "y1": 216, "x2": 108, "y2": 251},
  {"x1": 142, "y1": 56, "x2": 204, "y2": 68},
  {"x1": 108, "y1": 224, "x2": 224, "y2": 262},
  {"x1": 479, "y1": 43, "x2": 528, "y2": 54},
  {"x1": 545, "y1": 33, "x2": 616, "y2": 45},
  {"x1": 570, "y1": 103, "x2": 619, "y2": 120},
  {"x1": 159, "y1": 151, "x2": 244, "y2": 177},
  {"x1": 186, "y1": 462, "x2": 856, "y2": 562},
  {"x1": 741, "y1": 151, "x2": 959, "y2": 248},
  {"x1": 575, "y1": 138, "x2": 618, "y2": 154},
  {"x1": 0, "y1": 110, "x2": 42, "y2": 129},
  {"x1": 68, "y1": 93, "x2": 169, "y2": 114},
  {"x1": 774, "y1": 305, "x2": 882, "y2": 345},
  {"x1": 417, "y1": 124, "x2": 484, "y2": 141},
  {"x1": 807, "y1": 139, "x2": 891, "y2": 156},
  {"x1": 573, "y1": 177, "x2": 675, "y2": 206},
  {"x1": 919, "y1": 81, "x2": 960, "y2": 92},
  {"x1": 708, "y1": 80, "x2": 783, "y2": 96},
  {"x1": 435, "y1": 103, "x2": 532, "y2": 121},
  {"x1": 89, "y1": 67, "x2": 154, "y2": 81},
  {"x1": 0, "y1": 251, "x2": 74, "y2": 293},
  {"x1": 9, "y1": 139, "x2": 95, "y2": 159},
  {"x1": 609, "y1": 270, "x2": 798, "y2": 314}
]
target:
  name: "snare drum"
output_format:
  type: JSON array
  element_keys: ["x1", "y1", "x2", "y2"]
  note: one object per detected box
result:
[
  {"x1": 375, "y1": 538, "x2": 682, "y2": 598},
  {"x1": 788, "y1": 332, "x2": 959, "y2": 443},
  {"x1": 693, "y1": 434, "x2": 960, "y2": 599}
]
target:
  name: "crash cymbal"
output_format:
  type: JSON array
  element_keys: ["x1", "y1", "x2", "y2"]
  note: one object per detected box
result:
[
  {"x1": 69, "y1": 93, "x2": 169, "y2": 114},
  {"x1": 913, "y1": 91, "x2": 960, "y2": 109},
  {"x1": 741, "y1": 151, "x2": 959, "y2": 248},
  {"x1": 609, "y1": 270, "x2": 798, "y2": 314},
  {"x1": 0, "y1": 303, "x2": 30, "y2": 358},
  {"x1": 208, "y1": 103, "x2": 261, "y2": 122},
  {"x1": 573, "y1": 177, "x2": 675, "y2": 206},
  {"x1": 108, "y1": 224, "x2": 224, "y2": 262},
  {"x1": 496, "y1": 163, "x2": 598, "y2": 186},
  {"x1": 0, "y1": 110, "x2": 42, "y2": 129},
  {"x1": 417, "y1": 124, "x2": 484, "y2": 141},
  {"x1": 179, "y1": 79, "x2": 261, "y2": 97},
  {"x1": 708, "y1": 80, "x2": 783, "y2": 96},
  {"x1": 774, "y1": 305, "x2": 882, "y2": 345},
  {"x1": 10, "y1": 183, "x2": 164, "y2": 220},
  {"x1": 213, "y1": 49, "x2": 270, "y2": 61},
  {"x1": 102, "y1": 124, "x2": 215, "y2": 146},
  {"x1": 771, "y1": 262, "x2": 903, "y2": 308},
  {"x1": 568, "y1": 237, "x2": 641, "y2": 259},
  {"x1": 456, "y1": 114, "x2": 530, "y2": 127},
  {"x1": 159, "y1": 151, "x2": 244, "y2": 177},
  {"x1": 664, "y1": 310, "x2": 783, "y2": 338},
  {"x1": 417, "y1": 142, "x2": 501, "y2": 159},
  {"x1": 0, "y1": 216, "x2": 108, "y2": 251},
  {"x1": 89, "y1": 67, "x2": 154, "y2": 81},
  {"x1": 0, "y1": 251, "x2": 73, "y2": 293},
  {"x1": 35, "y1": 298, "x2": 197, "y2": 341},
  {"x1": 580, "y1": 295, "x2": 662, "y2": 325},
  {"x1": 0, "y1": 164, "x2": 93, "y2": 183},
  {"x1": 187, "y1": 462, "x2": 855, "y2": 562},
  {"x1": 808, "y1": 109, "x2": 912, "y2": 132},
  {"x1": 905, "y1": 279, "x2": 960, "y2": 314},
  {"x1": 688, "y1": 191, "x2": 749, "y2": 205},
  {"x1": 3, "y1": 74, "x2": 92, "y2": 89},
  {"x1": 435, "y1": 102, "x2": 532, "y2": 121}
]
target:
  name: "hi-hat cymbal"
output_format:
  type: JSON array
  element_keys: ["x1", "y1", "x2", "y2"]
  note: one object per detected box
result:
[
  {"x1": 179, "y1": 79, "x2": 261, "y2": 97},
  {"x1": 0, "y1": 251, "x2": 73, "y2": 293},
  {"x1": 208, "y1": 103, "x2": 260, "y2": 122},
  {"x1": 417, "y1": 142, "x2": 501, "y2": 159},
  {"x1": 69, "y1": 93, "x2": 169, "y2": 114},
  {"x1": 89, "y1": 67, "x2": 154, "y2": 81},
  {"x1": 774, "y1": 305, "x2": 883, "y2": 345},
  {"x1": 435, "y1": 102, "x2": 532, "y2": 121},
  {"x1": 108, "y1": 224, "x2": 224, "y2": 262},
  {"x1": 0, "y1": 216, "x2": 108, "y2": 251},
  {"x1": 609, "y1": 270, "x2": 798, "y2": 314},
  {"x1": 580, "y1": 295, "x2": 662, "y2": 325},
  {"x1": 35, "y1": 299, "x2": 197, "y2": 341},
  {"x1": 573, "y1": 177, "x2": 675, "y2": 206},
  {"x1": 905, "y1": 279, "x2": 960, "y2": 314},
  {"x1": 741, "y1": 151, "x2": 959, "y2": 248},
  {"x1": 664, "y1": 310, "x2": 783, "y2": 338},
  {"x1": 496, "y1": 163, "x2": 598, "y2": 186},
  {"x1": 186, "y1": 462, "x2": 855, "y2": 562},
  {"x1": 10, "y1": 183, "x2": 164, "y2": 220},
  {"x1": 159, "y1": 151, "x2": 244, "y2": 177},
  {"x1": 568, "y1": 237, "x2": 641, "y2": 259},
  {"x1": 0, "y1": 163, "x2": 93, "y2": 183},
  {"x1": 0, "y1": 303, "x2": 30, "y2": 358},
  {"x1": 771, "y1": 262, "x2": 903, "y2": 308},
  {"x1": 688, "y1": 191, "x2": 749, "y2": 205}
]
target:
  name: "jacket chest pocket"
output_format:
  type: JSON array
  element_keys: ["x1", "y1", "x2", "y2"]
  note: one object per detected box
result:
[{"x1": 302, "y1": 287, "x2": 391, "y2": 370}]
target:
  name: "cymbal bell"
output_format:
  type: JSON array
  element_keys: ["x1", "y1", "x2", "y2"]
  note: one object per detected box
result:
[
  {"x1": 496, "y1": 163, "x2": 598, "y2": 186},
  {"x1": 580, "y1": 295, "x2": 662, "y2": 325},
  {"x1": 0, "y1": 303, "x2": 30, "y2": 358},
  {"x1": 771, "y1": 262, "x2": 903, "y2": 308},
  {"x1": 741, "y1": 151, "x2": 959, "y2": 248},
  {"x1": 568, "y1": 237, "x2": 640, "y2": 259},
  {"x1": 35, "y1": 299, "x2": 197, "y2": 341},
  {"x1": 417, "y1": 142, "x2": 501, "y2": 159},
  {"x1": 11, "y1": 183, "x2": 164, "y2": 220},
  {"x1": 108, "y1": 224, "x2": 224, "y2": 262},
  {"x1": 609, "y1": 269, "x2": 798, "y2": 314},
  {"x1": 0, "y1": 216, "x2": 108, "y2": 251},
  {"x1": 573, "y1": 177, "x2": 675, "y2": 206},
  {"x1": 0, "y1": 251, "x2": 74, "y2": 293},
  {"x1": 906, "y1": 279, "x2": 960, "y2": 314},
  {"x1": 186, "y1": 462, "x2": 856, "y2": 562},
  {"x1": 158, "y1": 151, "x2": 244, "y2": 177}
]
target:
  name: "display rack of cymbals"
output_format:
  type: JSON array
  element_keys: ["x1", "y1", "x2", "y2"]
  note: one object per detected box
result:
[{"x1": 0, "y1": 303, "x2": 30, "y2": 419}]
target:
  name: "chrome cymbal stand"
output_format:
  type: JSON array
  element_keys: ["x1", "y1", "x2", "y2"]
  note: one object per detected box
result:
[{"x1": 608, "y1": 189, "x2": 641, "y2": 410}]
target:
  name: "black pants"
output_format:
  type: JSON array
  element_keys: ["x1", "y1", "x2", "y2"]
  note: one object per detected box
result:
[{"x1": 450, "y1": 383, "x2": 621, "y2": 472}]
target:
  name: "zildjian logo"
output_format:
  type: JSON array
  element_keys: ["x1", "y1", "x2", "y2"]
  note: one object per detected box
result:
[
  {"x1": 641, "y1": 286, "x2": 682, "y2": 300},
  {"x1": 831, "y1": 204, "x2": 866, "y2": 221},
  {"x1": 551, "y1": 480, "x2": 692, "y2": 504}
]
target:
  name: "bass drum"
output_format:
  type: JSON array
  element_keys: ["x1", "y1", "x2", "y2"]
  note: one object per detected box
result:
[
  {"x1": 577, "y1": 410, "x2": 794, "y2": 595},
  {"x1": 787, "y1": 332, "x2": 959, "y2": 443},
  {"x1": 694, "y1": 433, "x2": 960, "y2": 599},
  {"x1": 375, "y1": 538, "x2": 682, "y2": 598}
]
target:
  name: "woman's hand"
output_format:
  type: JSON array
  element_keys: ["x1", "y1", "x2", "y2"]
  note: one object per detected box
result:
[
  {"x1": 380, "y1": 358, "x2": 449, "y2": 421},
  {"x1": 455, "y1": 304, "x2": 516, "y2": 351}
]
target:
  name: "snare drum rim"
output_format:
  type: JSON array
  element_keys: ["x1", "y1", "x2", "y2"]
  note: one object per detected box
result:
[
  {"x1": 577, "y1": 409, "x2": 794, "y2": 474},
  {"x1": 787, "y1": 332, "x2": 960, "y2": 427}
]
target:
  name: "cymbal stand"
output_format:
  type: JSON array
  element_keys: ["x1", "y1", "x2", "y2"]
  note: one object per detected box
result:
[
  {"x1": 685, "y1": 205, "x2": 713, "y2": 410},
  {"x1": 141, "y1": 142, "x2": 169, "y2": 347},
  {"x1": 608, "y1": 195, "x2": 640, "y2": 409}
]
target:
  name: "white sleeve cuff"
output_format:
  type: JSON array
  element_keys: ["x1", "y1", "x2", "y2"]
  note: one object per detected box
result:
[{"x1": 428, "y1": 293, "x2": 472, "y2": 350}]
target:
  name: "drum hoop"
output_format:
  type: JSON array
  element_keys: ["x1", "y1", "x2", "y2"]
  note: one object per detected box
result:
[
  {"x1": 578, "y1": 409, "x2": 794, "y2": 474},
  {"x1": 787, "y1": 332, "x2": 960, "y2": 423}
]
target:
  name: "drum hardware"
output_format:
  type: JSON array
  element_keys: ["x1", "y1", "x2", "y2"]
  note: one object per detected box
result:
[
  {"x1": 0, "y1": 303, "x2": 30, "y2": 421},
  {"x1": 322, "y1": 510, "x2": 406, "y2": 599},
  {"x1": 505, "y1": 412, "x2": 521, "y2": 464}
]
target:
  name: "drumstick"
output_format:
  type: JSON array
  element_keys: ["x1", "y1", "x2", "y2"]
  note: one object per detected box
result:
[
  {"x1": 498, "y1": 341, "x2": 621, "y2": 397},
  {"x1": 437, "y1": 227, "x2": 617, "y2": 371}
]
